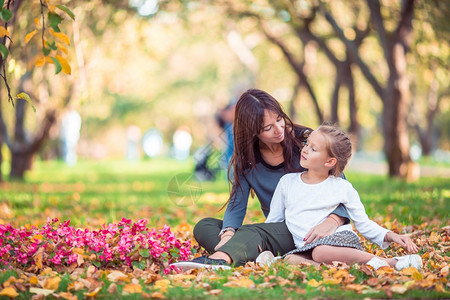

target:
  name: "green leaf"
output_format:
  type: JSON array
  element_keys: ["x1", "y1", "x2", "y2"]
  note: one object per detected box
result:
[
  {"x1": 92, "y1": 260, "x2": 101, "y2": 268},
  {"x1": 42, "y1": 46, "x2": 51, "y2": 56},
  {"x1": 16, "y1": 93, "x2": 36, "y2": 112},
  {"x1": 56, "y1": 5, "x2": 75, "y2": 20},
  {"x1": 0, "y1": 9, "x2": 12, "y2": 22},
  {"x1": 50, "y1": 56, "x2": 62, "y2": 74},
  {"x1": 46, "y1": 40, "x2": 58, "y2": 51},
  {"x1": 138, "y1": 248, "x2": 150, "y2": 258},
  {"x1": 0, "y1": 43, "x2": 8, "y2": 59},
  {"x1": 0, "y1": 1, "x2": 4, "y2": 9},
  {"x1": 48, "y1": 12, "x2": 62, "y2": 32}
]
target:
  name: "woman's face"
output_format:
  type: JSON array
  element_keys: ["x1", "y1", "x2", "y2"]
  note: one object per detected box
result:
[{"x1": 257, "y1": 109, "x2": 285, "y2": 146}]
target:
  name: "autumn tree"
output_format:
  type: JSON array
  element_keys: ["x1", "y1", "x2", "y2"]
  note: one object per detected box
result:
[{"x1": 321, "y1": 0, "x2": 420, "y2": 178}]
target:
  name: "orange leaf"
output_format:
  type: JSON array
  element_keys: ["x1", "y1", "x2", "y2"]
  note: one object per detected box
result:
[
  {"x1": 49, "y1": 29, "x2": 70, "y2": 45},
  {"x1": 223, "y1": 278, "x2": 255, "y2": 288},
  {"x1": 0, "y1": 287, "x2": 19, "y2": 298},
  {"x1": 35, "y1": 56, "x2": 46, "y2": 67},
  {"x1": 25, "y1": 30, "x2": 38, "y2": 44},
  {"x1": 391, "y1": 284, "x2": 407, "y2": 294},
  {"x1": 33, "y1": 248, "x2": 44, "y2": 269},
  {"x1": 107, "y1": 271, "x2": 128, "y2": 282},
  {"x1": 307, "y1": 279, "x2": 322, "y2": 287},
  {"x1": 0, "y1": 26, "x2": 9, "y2": 38},
  {"x1": 44, "y1": 277, "x2": 61, "y2": 290},
  {"x1": 58, "y1": 292, "x2": 77, "y2": 300},
  {"x1": 150, "y1": 291, "x2": 166, "y2": 299},
  {"x1": 29, "y1": 276, "x2": 39, "y2": 285},
  {"x1": 56, "y1": 42, "x2": 68, "y2": 54},
  {"x1": 55, "y1": 55, "x2": 71, "y2": 75},
  {"x1": 122, "y1": 283, "x2": 143, "y2": 294},
  {"x1": 441, "y1": 265, "x2": 449, "y2": 277},
  {"x1": 34, "y1": 17, "x2": 41, "y2": 27},
  {"x1": 83, "y1": 286, "x2": 102, "y2": 297}
]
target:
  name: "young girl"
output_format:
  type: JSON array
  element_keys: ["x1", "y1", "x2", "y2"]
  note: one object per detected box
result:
[{"x1": 260, "y1": 125, "x2": 422, "y2": 270}]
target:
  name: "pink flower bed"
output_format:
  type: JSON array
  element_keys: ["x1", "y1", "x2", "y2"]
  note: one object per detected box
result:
[{"x1": 0, "y1": 218, "x2": 191, "y2": 274}]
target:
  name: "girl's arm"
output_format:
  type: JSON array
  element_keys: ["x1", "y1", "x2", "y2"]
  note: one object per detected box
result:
[
  {"x1": 265, "y1": 179, "x2": 286, "y2": 223},
  {"x1": 343, "y1": 183, "x2": 390, "y2": 248},
  {"x1": 384, "y1": 231, "x2": 419, "y2": 253}
]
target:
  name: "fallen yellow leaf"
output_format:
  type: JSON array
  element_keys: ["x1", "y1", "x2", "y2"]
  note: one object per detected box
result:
[
  {"x1": 29, "y1": 276, "x2": 39, "y2": 285},
  {"x1": 29, "y1": 287, "x2": 54, "y2": 296},
  {"x1": 34, "y1": 247, "x2": 44, "y2": 269},
  {"x1": 154, "y1": 279, "x2": 171, "y2": 293},
  {"x1": 83, "y1": 286, "x2": 102, "y2": 297},
  {"x1": 223, "y1": 278, "x2": 255, "y2": 288},
  {"x1": 391, "y1": 284, "x2": 407, "y2": 294},
  {"x1": 58, "y1": 292, "x2": 77, "y2": 300},
  {"x1": 0, "y1": 287, "x2": 19, "y2": 298},
  {"x1": 307, "y1": 279, "x2": 322, "y2": 287},
  {"x1": 107, "y1": 271, "x2": 128, "y2": 282},
  {"x1": 44, "y1": 277, "x2": 61, "y2": 290},
  {"x1": 122, "y1": 283, "x2": 143, "y2": 294},
  {"x1": 150, "y1": 291, "x2": 166, "y2": 299},
  {"x1": 440, "y1": 265, "x2": 449, "y2": 277}
]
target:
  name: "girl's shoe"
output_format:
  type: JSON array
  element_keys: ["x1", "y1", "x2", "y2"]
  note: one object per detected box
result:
[
  {"x1": 366, "y1": 257, "x2": 389, "y2": 270},
  {"x1": 394, "y1": 255, "x2": 422, "y2": 270},
  {"x1": 255, "y1": 251, "x2": 280, "y2": 267}
]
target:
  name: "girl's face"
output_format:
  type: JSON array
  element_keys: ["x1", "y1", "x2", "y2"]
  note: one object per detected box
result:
[
  {"x1": 257, "y1": 110, "x2": 285, "y2": 146},
  {"x1": 300, "y1": 130, "x2": 332, "y2": 171}
]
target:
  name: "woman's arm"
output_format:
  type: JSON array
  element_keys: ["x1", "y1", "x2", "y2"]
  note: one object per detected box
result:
[{"x1": 222, "y1": 175, "x2": 251, "y2": 230}]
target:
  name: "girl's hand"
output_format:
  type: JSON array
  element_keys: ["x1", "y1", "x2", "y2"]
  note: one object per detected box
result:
[
  {"x1": 384, "y1": 231, "x2": 419, "y2": 253},
  {"x1": 304, "y1": 216, "x2": 339, "y2": 244},
  {"x1": 214, "y1": 231, "x2": 235, "y2": 251}
]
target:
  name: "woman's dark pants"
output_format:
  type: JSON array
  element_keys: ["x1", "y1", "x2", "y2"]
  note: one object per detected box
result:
[{"x1": 193, "y1": 217, "x2": 296, "y2": 266}]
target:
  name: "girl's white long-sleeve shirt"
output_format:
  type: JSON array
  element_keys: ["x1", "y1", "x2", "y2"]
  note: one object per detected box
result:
[{"x1": 265, "y1": 173, "x2": 390, "y2": 249}]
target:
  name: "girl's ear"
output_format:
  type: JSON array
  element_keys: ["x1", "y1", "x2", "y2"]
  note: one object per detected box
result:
[{"x1": 325, "y1": 157, "x2": 337, "y2": 168}]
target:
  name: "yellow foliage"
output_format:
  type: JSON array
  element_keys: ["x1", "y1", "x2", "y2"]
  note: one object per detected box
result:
[
  {"x1": 25, "y1": 30, "x2": 38, "y2": 44},
  {"x1": 34, "y1": 17, "x2": 40, "y2": 27},
  {"x1": 57, "y1": 42, "x2": 69, "y2": 54},
  {"x1": 55, "y1": 55, "x2": 71, "y2": 75},
  {"x1": 122, "y1": 283, "x2": 143, "y2": 294},
  {"x1": 49, "y1": 29, "x2": 70, "y2": 45},
  {"x1": 36, "y1": 56, "x2": 46, "y2": 67},
  {"x1": 0, "y1": 287, "x2": 19, "y2": 298},
  {"x1": 0, "y1": 26, "x2": 9, "y2": 38},
  {"x1": 44, "y1": 277, "x2": 61, "y2": 290}
]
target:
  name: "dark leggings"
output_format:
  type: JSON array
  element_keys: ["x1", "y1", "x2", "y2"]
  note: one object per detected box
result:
[{"x1": 193, "y1": 217, "x2": 296, "y2": 266}]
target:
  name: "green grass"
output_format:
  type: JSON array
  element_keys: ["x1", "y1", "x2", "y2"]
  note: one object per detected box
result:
[{"x1": 0, "y1": 158, "x2": 448, "y2": 299}]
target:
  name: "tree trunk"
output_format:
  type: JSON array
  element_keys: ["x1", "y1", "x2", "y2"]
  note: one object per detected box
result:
[
  {"x1": 9, "y1": 109, "x2": 56, "y2": 179},
  {"x1": 382, "y1": 1, "x2": 416, "y2": 179}
]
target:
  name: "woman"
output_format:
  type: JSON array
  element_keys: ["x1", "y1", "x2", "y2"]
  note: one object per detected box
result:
[{"x1": 173, "y1": 89, "x2": 349, "y2": 269}]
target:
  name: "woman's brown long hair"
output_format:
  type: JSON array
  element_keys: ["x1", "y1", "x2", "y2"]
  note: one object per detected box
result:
[{"x1": 225, "y1": 89, "x2": 307, "y2": 209}]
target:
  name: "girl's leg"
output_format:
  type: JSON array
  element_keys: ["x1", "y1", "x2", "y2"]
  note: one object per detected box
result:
[
  {"x1": 284, "y1": 253, "x2": 319, "y2": 266},
  {"x1": 311, "y1": 245, "x2": 397, "y2": 267},
  {"x1": 211, "y1": 222, "x2": 296, "y2": 266}
]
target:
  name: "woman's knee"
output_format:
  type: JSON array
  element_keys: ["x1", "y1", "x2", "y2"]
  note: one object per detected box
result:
[
  {"x1": 311, "y1": 245, "x2": 330, "y2": 263},
  {"x1": 193, "y1": 217, "x2": 221, "y2": 240}
]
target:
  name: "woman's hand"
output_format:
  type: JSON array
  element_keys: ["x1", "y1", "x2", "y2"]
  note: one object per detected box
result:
[
  {"x1": 304, "y1": 216, "x2": 340, "y2": 244},
  {"x1": 214, "y1": 231, "x2": 235, "y2": 251},
  {"x1": 384, "y1": 231, "x2": 419, "y2": 253}
]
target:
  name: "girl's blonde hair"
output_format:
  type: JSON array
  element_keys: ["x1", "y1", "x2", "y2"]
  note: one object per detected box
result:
[{"x1": 317, "y1": 125, "x2": 352, "y2": 177}]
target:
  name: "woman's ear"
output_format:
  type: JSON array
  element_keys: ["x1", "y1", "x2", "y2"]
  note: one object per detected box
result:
[{"x1": 325, "y1": 157, "x2": 337, "y2": 168}]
